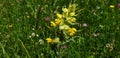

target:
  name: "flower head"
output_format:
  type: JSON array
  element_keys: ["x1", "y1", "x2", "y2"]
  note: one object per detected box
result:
[
  {"x1": 50, "y1": 21, "x2": 56, "y2": 27},
  {"x1": 70, "y1": 17, "x2": 76, "y2": 22},
  {"x1": 39, "y1": 39, "x2": 44, "y2": 44},
  {"x1": 83, "y1": 23, "x2": 88, "y2": 27},
  {"x1": 59, "y1": 25, "x2": 70, "y2": 30},
  {"x1": 55, "y1": 19, "x2": 61, "y2": 24},
  {"x1": 118, "y1": 3, "x2": 120, "y2": 8},
  {"x1": 110, "y1": 5, "x2": 115, "y2": 8},
  {"x1": 45, "y1": 16, "x2": 50, "y2": 21},
  {"x1": 62, "y1": 8, "x2": 68, "y2": 13},
  {"x1": 31, "y1": 32, "x2": 35, "y2": 37},
  {"x1": 56, "y1": 13, "x2": 62, "y2": 18},
  {"x1": 61, "y1": 45, "x2": 67, "y2": 49},
  {"x1": 46, "y1": 38, "x2": 53, "y2": 43},
  {"x1": 68, "y1": 28, "x2": 77, "y2": 36},
  {"x1": 27, "y1": 15, "x2": 30, "y2": 18},
  {"x1": 70, "y1": 12, "x2": 75, "y2": 16},
  {"x1": 52, "y1": 37, "x2": 60, "y2": 43}
]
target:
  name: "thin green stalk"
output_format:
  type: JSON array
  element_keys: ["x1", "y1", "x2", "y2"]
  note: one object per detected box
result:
[
  {"x1": 18, "y1": 39, "x2": 31, "y2": 58},
  {"x1": 0, "y1": 42, "x2": 9, "y2": 58}
]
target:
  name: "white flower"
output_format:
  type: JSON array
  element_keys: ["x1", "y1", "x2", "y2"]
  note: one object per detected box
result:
[
  {"x1": 36, "y1": 34, "x2": 39, "y2": 37},
  {"x1": 31, "y1": 32, "x2": 35, "y2": 37},
  {"x1": 39, "y1": 39, "x2": 44, "y2": 44}
]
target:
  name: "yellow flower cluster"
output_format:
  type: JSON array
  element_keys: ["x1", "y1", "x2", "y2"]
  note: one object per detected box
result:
[
  {"x1": 47, "y1": 3, "x2": 78, "y2": 43},
  {"x1": 50, "y1": 19, "x2": 61, "y2": 27},
  {"x1": 50, "y1": 3, "x2": 77, "y2": 27}
]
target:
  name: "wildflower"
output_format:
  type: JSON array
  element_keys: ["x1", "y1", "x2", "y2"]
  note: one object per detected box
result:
[
  {"x1": 36, "y1": 34, "x2": 39, "y2": 37},
  {"x1": 8, "y1": 24, "x2": 13, "y2": 28},
  {"x1": 83, "y1": 23, "x2": 88, "y2": 27},
  {"x1": 27, "y1": 15, "x2": 30, "y2": 18},
  {"x1": 59, "y1": 25, "x2": 70, "y2": 30},
  {"x1": 5, "y1": 34, "x2": 10, "y2": 38},
  {"x1": 50, "y1": 21, "x2": 56, "y2": 27},
  {"x1": 29, "y1": 36, "x2": 32, "y2": 38},
  {"x1": 52, "y1": 37, "x2": 60, "y2": 43},
  {"x1": 31, "y1": 32, "x2": 35, "y2": 37},
  {"x1": 62, "y1": 8, "x2": 68, "y2": 13},
  {"x1": 61, "y1": 45, "x2": 67, "y2": 49},
  {"x1": 106, "y1": 43, "x2": 114, "y2": 51},
  {"x1": 70, "y1": 12, "x2": 75, "y2": 16},
  {"x1": 39, "y1": 39, "x2": 44, "y2": 44},
  {"x1": 110, "y1": 5, "x2": 115, "y2": 8},
  {"x1": 55, "y1": 19, "x2": 61, "y2": 24},
  {"x1": 45, "y1": 16, "x2": 50, "y2": 21},
  {"x1": 118, "y1": 3, "x2": 120, "y2": 8},
  {"x1": 70, "y1": 17, "x2": 76, "y2": 22},
  {"x1": 56, "y1": 13, "x2": 62, "y2": 18},
  {"x1": 32, "y1": 28, "x2": 35, "y2": 30},
  {"x1": 93, "y1": 33, "x2": 99, "y2": 37},
  {"x1": 46, "y1": 38, "x2": 53, "y2": 43},
  {"x1": 68, "y1": 28, "x2": 77, "y2": 36}
]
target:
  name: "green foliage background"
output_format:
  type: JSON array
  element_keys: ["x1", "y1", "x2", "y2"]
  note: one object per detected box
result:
[{"x1": 0, "y1": 0, "x2": 120, "y2": 58}]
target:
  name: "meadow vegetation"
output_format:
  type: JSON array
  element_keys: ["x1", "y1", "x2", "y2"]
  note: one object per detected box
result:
[{"x1": 0, "y1": 0, "x2": 120, "y2": 58}]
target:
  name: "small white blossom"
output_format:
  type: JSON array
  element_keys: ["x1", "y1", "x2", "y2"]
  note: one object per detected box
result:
[
  {"x1": 39, "y1": 39, "x2": 44, "y2": 44},
  {"x1": 36, "y1": 34, "x2": 39, "y2": 37},
  {"x1": 31, "y1": 32, "x2": 35, "y2": 37}
]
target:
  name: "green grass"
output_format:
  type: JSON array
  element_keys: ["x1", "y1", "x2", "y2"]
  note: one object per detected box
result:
[{"x1": 0, "y1": 0, "x2": 120, "y2": 58}]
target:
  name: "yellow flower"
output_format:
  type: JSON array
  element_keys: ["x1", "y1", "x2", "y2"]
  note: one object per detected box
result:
[
  {"x1": 59, "y1": 25, "x2": 70, "y2": 30},
  {"x1": 55, "y1": 19, "x2": 61, "y2": 24},
  {"x1": 71, "y1": 28, "x2": 77, "y2": 32},
  {"x1": 70, "y1": 12, "x2": 75, "y2": 16},
  {"x1": 67, "y1": 17, "x2": 76, "y2": 23},
  {"x1": 52, "y1": 37, "x2": 60, "y2": 43},
  {"x1": 69, "y1": 32, "x2": 75, "y2": 36},
  {"x1": 27, "y1": 16, "x2": 30, "y2": 18},
  {"x1": 62, "y1": 8, "x2": 68, "y2": 13},
  {"x1": 50, "y1": 21, "x2": 56, "y2": 27},
  {"x1": 46, "y1": 38, "x2": 53, "y2": 43},
  {"x1": 56, "y1": 13, "x2": 62, "y2": 18},
  {"x1": 8, "y1": 24, "x2": 13, "y2": 28},
  {"x1": 70, "y1": 17, "x2": 76, "y2": 22},
  {"x1": 110, "y1": 5, "x2": 115, "y2": 8},
  {"x1": 68, "y1": 28, "x2": 77, "y2": 36}
]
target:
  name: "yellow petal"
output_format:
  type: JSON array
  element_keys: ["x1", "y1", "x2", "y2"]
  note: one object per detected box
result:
[
  {"x1": 55, "y1": 19, "x2": 61, "y2": 24},
  {"x1": 46, "y1": 38, "x2": 53, "y2": 43},
  {"x1": 70, "y1": 12, "x2": 75, "y2": 16},
  {"x1": 52, "y1": 38, "x2": 60, "y2": 43},
  {"x1": 56, "y1": 13, "x2": 62, "y2": 18},
  {"x1": 50, "y1": 21, "x2": 56, "y2": 27},
  {"x1": 62, "y1": 8, "x2": 68, "y2": 13}
]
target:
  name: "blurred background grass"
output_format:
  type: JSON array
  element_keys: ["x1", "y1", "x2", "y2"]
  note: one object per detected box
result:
[{"x1": 0, "y1": 0, "x2": 120, "y2": 58}]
